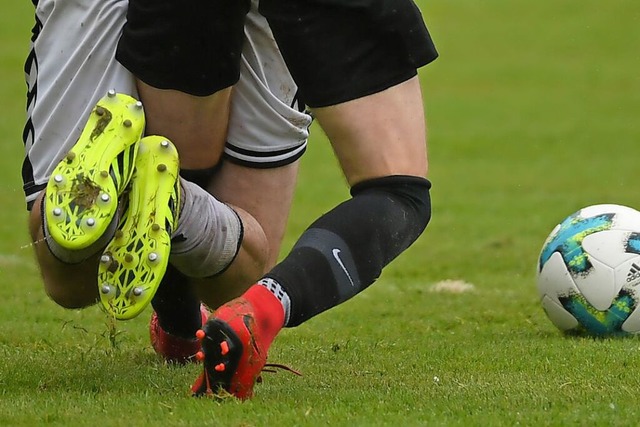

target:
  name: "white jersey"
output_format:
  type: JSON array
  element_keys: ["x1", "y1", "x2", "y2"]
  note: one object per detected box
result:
[{"x1": 23, "y1": 0, "x2": 311, "y2": 208}]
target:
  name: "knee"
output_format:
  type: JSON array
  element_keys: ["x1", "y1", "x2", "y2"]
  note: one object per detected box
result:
[
  {"x1": 37, "y1": 256, "x2": 99, "y2": 309},
  {"x1": 351, "y1": 174, "x2": 432, "y2": 233}
]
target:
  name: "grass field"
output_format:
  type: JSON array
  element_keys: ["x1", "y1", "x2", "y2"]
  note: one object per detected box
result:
[{"x1": 2, "y1": 0, "x2": 640, "y2": 426}]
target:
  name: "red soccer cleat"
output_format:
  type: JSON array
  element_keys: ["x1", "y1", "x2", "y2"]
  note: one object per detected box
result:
[
  {"x1": 150, "y1": 305, "x2": 209, "y2": 364},
  {"x1": 191, "y1": 298, "x2": 267, "y2": 400}
]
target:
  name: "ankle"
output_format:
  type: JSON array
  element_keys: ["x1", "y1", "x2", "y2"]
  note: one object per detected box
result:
[
  {"x1": 247, "y1": 285, "x2": 285, "y2": 342},
  {"x1": 220, "y1": 285, "x2": 285, "y2": 348}
]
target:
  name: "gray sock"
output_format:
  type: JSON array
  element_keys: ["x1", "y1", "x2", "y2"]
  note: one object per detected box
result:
[{"x1": 170, "y1": 178, "x2": 243, "y2": 277}]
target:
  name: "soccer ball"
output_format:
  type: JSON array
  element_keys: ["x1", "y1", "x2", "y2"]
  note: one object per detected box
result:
[{"x1": 536, "y1": 204, "x2": 640, "y2": 336}]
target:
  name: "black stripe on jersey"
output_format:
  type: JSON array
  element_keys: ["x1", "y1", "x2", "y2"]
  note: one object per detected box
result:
[
  {"x1": 25, "y1": 183, "x2": 46, "y2": 211},
  {"x1": 22, "y1": 14, "x2": 43, "y2": 210},
  {"x1": 24, "y1": 15, "x2": 42, "y2": 115},
  {"x1": 28, "y1": 13, "x2": 43, "y2": 43}
]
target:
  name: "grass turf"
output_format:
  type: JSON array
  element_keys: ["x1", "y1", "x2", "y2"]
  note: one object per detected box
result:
[{"x1": 2, "y1": 0, "x2": 640, "y2": 425}]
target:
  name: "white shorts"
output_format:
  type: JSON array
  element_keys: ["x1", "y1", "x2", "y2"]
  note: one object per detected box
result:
[{"x1": 22, "y1": 0, "x2": 311, "y2": 209}]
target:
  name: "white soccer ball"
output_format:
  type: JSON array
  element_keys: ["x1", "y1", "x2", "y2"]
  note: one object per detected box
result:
[{"x1": 536, "y1": 204, "x2": 640, "y2": 336}]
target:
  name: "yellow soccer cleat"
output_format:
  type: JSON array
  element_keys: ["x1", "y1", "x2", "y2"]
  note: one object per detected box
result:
[
  {"x1": 98, "y1": 136, "x2": 181, "y2": 320},
  {"x1": 44, "y1": 90, "x2": 145, "y2": 251}
]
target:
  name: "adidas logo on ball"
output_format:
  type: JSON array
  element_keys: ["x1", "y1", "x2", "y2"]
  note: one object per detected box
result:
[{"x1": 627, "y1": 263, "x2": 640, "y2": 283}]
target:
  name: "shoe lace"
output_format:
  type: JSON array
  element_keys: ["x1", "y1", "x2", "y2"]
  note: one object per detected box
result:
[{"x1": 256, "y1": 363, "x2": 302, "y2": 384}]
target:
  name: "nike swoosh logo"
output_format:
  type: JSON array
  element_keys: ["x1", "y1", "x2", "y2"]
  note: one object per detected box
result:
[{"x1": 332, "y1": 248, "x2": 355, "y2": 287}]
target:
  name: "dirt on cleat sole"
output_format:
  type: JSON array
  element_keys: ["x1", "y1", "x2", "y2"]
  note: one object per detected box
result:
[
  {"x1": 44, "y1": 91, "x2": 145, "y2": 251},
  {"x1": 98, "y1": 136, "x2": 181, "y2": 320}
]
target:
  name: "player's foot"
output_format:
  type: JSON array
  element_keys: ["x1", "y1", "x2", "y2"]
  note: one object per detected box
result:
[
  {"x1": 98, "y1": 135, "x2": 181, "y2": 320},
  {"x1": 150, "y1": 305, "x2": 209, "y2": 364},
  {"x1": 191, "y1": 300, "x2": 268, "y2": 400},
  {"x1": 44, "y1": 90, "x2": 144, "y2": 250}
]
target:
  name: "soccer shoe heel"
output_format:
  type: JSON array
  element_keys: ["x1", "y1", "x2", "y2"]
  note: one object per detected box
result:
[
  {"x1": 150, "y1": 305, "x2": 209, "y2": 364},
  {"x1": 98, "y1": 136, "x2": 181, "y2": 320},
  {"x1": 44, "y1": 90, "x2": 144, "y2": 250}
]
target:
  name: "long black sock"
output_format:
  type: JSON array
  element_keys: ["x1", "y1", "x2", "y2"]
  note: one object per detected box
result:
[
  {"x1": 151, "y1": 264, "x2": 201, "y2": 338},
  {"x1": 267, "y1": 175, "x2": 432, "y2": 327}
]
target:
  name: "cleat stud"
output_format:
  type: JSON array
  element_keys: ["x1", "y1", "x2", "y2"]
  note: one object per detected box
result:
[
  {"x1": 100, "y1": 170, "x2": 109, "y2": 178},
  {"x1": 101, "y1": 284, "x2": 111, "y2": 294},
  {"x1": 107, "y1": 89, "x2": 116, "y2": 98},
  {"x1": 95, "y1": 106, "x2": 105, "y2": 116},
  {"x1": 148, "y1": 252, "x2": 158, "y2": 262},
  {"x1": 220, "y1": 341, "x2": 229, "y2": 355},
  {"x1": 214, "y1": 363, "x2": 226, "y2": 372},
  {"x1": 135, "y1": 101, "x2": 143, "y2": 110},
  {"x1": 195, "y1": 330, "x2": 206, "y2": 340},
  {"x1": 157, "y1": 164, "x2": 167, "y2": 172},
  {"x1": 86, "y1": 218, "x2": 96, "y2": 227},
  {"x1": 66, "y1": 151, "x2": 76, "y2": 162},
  {"x1": 100, "y1": 254, "x2": 111, "y2": 264},
  {"x1": 123, "y1": 119, "x2": 132, "y2": 128},
  {"x1": 114, "y1": 230, "x2": 124, "y2": 239},
  {"x1": 195, "y1": 351, "x2": 205, "y2": 361},
  {"x1": 100, "y1": 193, "x2": 110, "y2": 202},
  {"x1": 151, "y1": 224, "x2": 161, "y2": 232},
  {"x1": 160, "y1": 140, "x2": 170, "y2": 148},
  {"x1": 124, "y1": 254, "x2": 134, "y2": 263},
  {"x1": 52, "y1": 207, "x2": 63, "y2": 217},
  {"x1": 53, "y1": 174, "x2": 63, "y2": 183},
  {"x1": 132, "y1": 287, "x2": 143, "y2": 297}
]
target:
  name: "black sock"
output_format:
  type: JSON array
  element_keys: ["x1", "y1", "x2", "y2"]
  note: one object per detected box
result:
[
  {"x1": 268, "y1": 175, "x2": 432, "y2": 327},
  {"x1": 151, "y1": 264, "x2": 202, "y2": 338}
]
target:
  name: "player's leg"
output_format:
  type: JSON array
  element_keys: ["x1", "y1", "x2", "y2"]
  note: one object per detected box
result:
[
  {"x1": 28, "y1": 195, "x2": 101, "y2": 307},
  {"x1": 24, "y1": 0, "x2": 139, "y2": 308},
  {"x1": 193, "y1": 0, "x2": 438, "y2": 398},
  {"x1": 269, "y1": 77, "x2": 434, "y2": 326},
  {"x1": 192, "y1": 81, "x2": 434, "y2": 397}
]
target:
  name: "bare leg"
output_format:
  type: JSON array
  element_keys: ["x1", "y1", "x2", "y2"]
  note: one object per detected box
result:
[
  {"x1": 314, "y1": 76, "x2": 428, "y2": 184},
  {"x1": 28, "y1": 193, "x2": 99, "y2": 308},
  {"x1": 136, "y1": 81, "x2": 231, "y2": 169}
]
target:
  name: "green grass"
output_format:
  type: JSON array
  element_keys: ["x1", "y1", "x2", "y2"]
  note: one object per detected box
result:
[{"x1": 2, "y1": 0, "x2": 640, "y2": 425}]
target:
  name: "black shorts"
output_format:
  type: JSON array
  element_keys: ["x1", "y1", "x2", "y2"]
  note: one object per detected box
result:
[
  {"x1": 260, "y1": 0, "x2": 439, "y2": 107},
  {"x1": 116, "y1": 0, "x2": 250, "y2": 96},
  {"x1": 117, "y1": 0, "x2": 438, "y2": 106}
]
